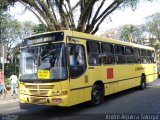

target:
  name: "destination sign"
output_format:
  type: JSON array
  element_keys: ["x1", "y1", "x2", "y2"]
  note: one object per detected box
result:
[{"x1": 22, "y1": 32, "x2": 64, "y2": 46}]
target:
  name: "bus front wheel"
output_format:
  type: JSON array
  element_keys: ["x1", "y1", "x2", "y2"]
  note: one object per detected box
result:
[
  {"x1": 138, "y1": 75, "x2": 146, "y2": 90},
  {"x1": 90, "y1": 84, "x2": 103, "y2": 106}
]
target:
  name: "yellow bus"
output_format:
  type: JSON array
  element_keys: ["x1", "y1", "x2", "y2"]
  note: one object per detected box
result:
[{"x1": 19, "y1": 30, "x2": 157, "y2": 108}]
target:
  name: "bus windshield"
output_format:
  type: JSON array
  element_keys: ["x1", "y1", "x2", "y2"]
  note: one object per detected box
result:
[{"x1": 20, "y1": 43, "x2": 67, "y2": 81}]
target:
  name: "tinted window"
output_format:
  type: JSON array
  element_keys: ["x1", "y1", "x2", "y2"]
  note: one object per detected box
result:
[
  {"x1": 101, "y1": 43, "x2": 115, "y2": 64},
  {"x1": 68, "y1": 44, "x2": 86, "y2": 78},
  {"x1": 87, "y1": 41, "x2": 102, "y2": 65},
  {"x1": 134, "y1": 48, "x2": 141, "y2": 63},
  {"x1": 147, "y1": 50, "x2": 155, "y2": 63},
  {"x1": 141, "y1": 49, "x2": 147, "y2": 63},
  {"x1": 141, "y1": 49, "x2": 146, "y2": 56},
  {"x1": 115, "y1": 45, "x2": 125, "y2": 64},
  {"x1": 125, "y1": 47, "x2": 134, "y2": 63}
]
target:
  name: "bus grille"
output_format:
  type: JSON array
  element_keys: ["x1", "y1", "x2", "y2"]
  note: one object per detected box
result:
[
  {"x1": 25, "y1": 85, "x2": 54, "y2": 89},
  {"x1": 31, "y1": 97, "x2": 46, "y2": 104},
  {"x1": 29, "y1": 90, "x2": 49, "y2": 96}
]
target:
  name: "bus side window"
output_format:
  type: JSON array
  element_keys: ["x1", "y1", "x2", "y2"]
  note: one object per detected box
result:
[
  {"x1": 125, "y1": 47, "x2": 134, "y2": 64},
  {"x1": 141, "y1": 49, "x2": 147, "y2": 64},
  {"x1": 147, "y1": 50, "x2": 152, "y2": 63},
  {"x1": 133, "y1": 48, "x2": 141, "y2": 63},
  {"x1": 101, "y1": 43, "x2": 115, "y2": 64},
  {"x1": 68, "y1": 45, "x2": 85, "y2": 66},
  {"x1": 87, "y1": 41, "x2": 101, "y2": 65},
  {"x1": 68, "y1": 44, "x2": 86, "y2": 78},
  {"x1": 115, "y1": 45, "x2": 125, "y2": 64},
  {"x1": 151, "y1": 51, "x2": 156, "y2": 63}
]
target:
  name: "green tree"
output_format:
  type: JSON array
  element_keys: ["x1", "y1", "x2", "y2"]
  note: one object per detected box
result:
[
  {"x1": 1, "y1": 0, "x2": 153, "y2": 34},
  {"x1": 101, "y1": 28, "x2": 119, "y2": 39},
  {"x1": 118, "y1": 24, "x2": 144, "y2": 43},
  {"x1": 143, "y1": 12, "x2": 160, "y2": 49},
  {"x1": 145, "y1": 12, "x2": 160, "y2": 41},
  {"x1": 20, "y1": 21, "x2": 35, "y2": 39},
  {"x1": 0, "y1": 0, "x2": 15, "y2": 10},
  {"x1": 33, "y1": 24, "x2": 47, "y2": 34},
  {"x1": 0, "y1": 12, "x2": 21, "y2": 54}
]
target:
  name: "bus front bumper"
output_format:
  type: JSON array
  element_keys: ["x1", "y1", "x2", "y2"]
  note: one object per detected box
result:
[{"x1": 19, "y1": 93, "x2": 69, "y2": 107}]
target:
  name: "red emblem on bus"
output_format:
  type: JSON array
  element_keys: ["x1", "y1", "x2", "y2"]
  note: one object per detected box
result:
[{"x1": 107, "y1": 68, "x2": 114, "y2": 79}]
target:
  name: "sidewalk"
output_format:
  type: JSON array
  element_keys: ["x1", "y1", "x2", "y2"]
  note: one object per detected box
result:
[{"x1": 0, "y1": 91, "x2": 18, "y2": 101}]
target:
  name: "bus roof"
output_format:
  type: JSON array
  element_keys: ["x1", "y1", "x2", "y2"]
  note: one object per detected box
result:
[{"x1": 24, "y1": 30, "x2": 154, "y2": 50}]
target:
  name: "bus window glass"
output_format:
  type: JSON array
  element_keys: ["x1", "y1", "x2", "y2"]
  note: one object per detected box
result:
[
  {"x1": 68, "y1": 45, "x2": 85, "y2": 66},
  {"x1": 115, "y1": 45, "x2": 125, "y2": 64},
  {"x1": 20, "y1": 43, "x2": 67, "y2": 81},
  {"x1": 147, "y1": 50, "x2": 152, "y2": 63},
  {"x1": 134, "y1": 48, "x2": 141, "y2": 63},
  {"x1": 151, "y1": 51, "x2": 155, "y2": 63},
  {"x1": 20, "y1": 47, "x2": 38, "y2": 76},
  {"x1": 101, "y1": 43, "x2": 115, "y2": 64},
  {"x1": 87, "y1": 41, "x2": 101, "y2": 65},
  {"x1": 125, "y1": 47, "x2": 134, "y2": 64},
  {"x1": 68, "y1": 44, "x2": 86, "y2": 78},
  {"x1": 141, "y1": 49, "x2": 147, "y2": 63}
]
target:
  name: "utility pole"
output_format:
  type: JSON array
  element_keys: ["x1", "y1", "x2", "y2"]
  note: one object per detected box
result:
[
  {"x1": 2, "y1": 45, "x2": 4, "y2": 84},
  {"x1": 0, "y1": 8, "x2": 2, "y2": 83}
]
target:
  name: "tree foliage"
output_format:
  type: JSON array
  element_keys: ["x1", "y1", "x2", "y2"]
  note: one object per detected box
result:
[
  {"x1": 103, "y1": 24, "x2": 145, "y2": 43},
  {"x1": 0, "y1": 11, "x2": 37, "y2": 60},
  {"x1": 145, "y1": 12, "x2": 160, "y2": 41},
  {"x1": 118, "y1": 24, "x2": 144, "y2": 43},
  {"x1": 20, "y1": 21, "x2": 36, "y2": 39},
  {"x1": 0, "y1": 0, "x2": 16, "y2": 10},
  {"x1": 1, "y1": 0, "x2": 153, "y2": 34},
  {"x1": 33, "y1": 24, "x2": 47, "y2": 34},
  {"x1": 0, "y1": 12, "x2": 21, "y2": 53},
  {"x1": 101, "y1": 28, "x2": 119, "y2": 39}
]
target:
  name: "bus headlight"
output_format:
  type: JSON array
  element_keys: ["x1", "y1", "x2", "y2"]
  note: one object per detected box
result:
[
  {"x1": 62, "y1": 91, "x2": 68, "y2": 95},
  {"x1": 52, "y1": 90, "x2": 61, "y2": 96},
  {"x1": 20, "y1": 88, "x2": 27, "y2": 93},
  {"x1": 52, "y1": 90, "x2": 68, "y2": 96}
]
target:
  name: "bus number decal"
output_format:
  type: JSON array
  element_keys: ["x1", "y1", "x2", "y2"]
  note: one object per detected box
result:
[
  {"x1": 107, "y1": 68, "x2": 114, "y2": 79},
  {"x1": 38, "y1": 70, "x2": 50, "y2": 79},
  {"x1": 135, "y1": 67, "x2": 145, "y2": 71}
]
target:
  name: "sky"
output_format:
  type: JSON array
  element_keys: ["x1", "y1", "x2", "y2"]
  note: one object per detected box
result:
[
  {"x1": 9, "y1": 0, "x2": 160, "y2": 35},
  {"x1": 98, "y1": 0, "x2": 160, "y2": 34}
]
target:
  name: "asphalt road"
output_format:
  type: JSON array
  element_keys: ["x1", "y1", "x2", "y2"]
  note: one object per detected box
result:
[{"x1": 0, "y1": 78, "x2": 160, "y2": 120}]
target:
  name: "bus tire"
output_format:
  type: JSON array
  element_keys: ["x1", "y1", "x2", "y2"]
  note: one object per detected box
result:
[
  {"x1": 138, "y1": 75, "x2": 146, "y2": 90},
  {"x1": 90, "y1": 84, "x2": 103, "y2": 106}
]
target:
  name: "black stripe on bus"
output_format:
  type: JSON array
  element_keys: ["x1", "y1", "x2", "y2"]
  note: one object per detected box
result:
[
  {"x1": 70, "y1": 73, "x2": 157, "y2": 91},
  {"x1": 104, "y1": 76, "x2": 141, "y2": 84}
]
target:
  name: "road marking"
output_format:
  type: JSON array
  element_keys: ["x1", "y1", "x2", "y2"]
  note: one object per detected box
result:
[{"x1": 0, "y1": 99, "x2": 19, "y2": 105}]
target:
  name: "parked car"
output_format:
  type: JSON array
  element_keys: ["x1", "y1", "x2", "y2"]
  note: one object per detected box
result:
[{"x1": 158, "y1": 67, "x2": 160, "y2": 78}]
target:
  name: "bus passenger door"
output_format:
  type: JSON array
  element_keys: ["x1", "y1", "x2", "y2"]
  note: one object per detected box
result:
[{"x1": 67, "y1": 38, "x2": 88, "y2": 105}]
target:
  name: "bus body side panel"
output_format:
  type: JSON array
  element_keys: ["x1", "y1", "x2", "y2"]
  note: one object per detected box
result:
[
  {"x1": 104, "y1": 65, "x2": 137, "y2": 96},
  {"x1": 145, "y1": 64, "x2": 157, "y2": 83}
]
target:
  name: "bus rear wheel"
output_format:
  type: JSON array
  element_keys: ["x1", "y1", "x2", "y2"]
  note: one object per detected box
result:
[
  {"x1": 138, "y1": 75, "x2": 146, "y2": 90},
  {"x1": 90, "y1": 84, "x2": 103, "y2": 106}
]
